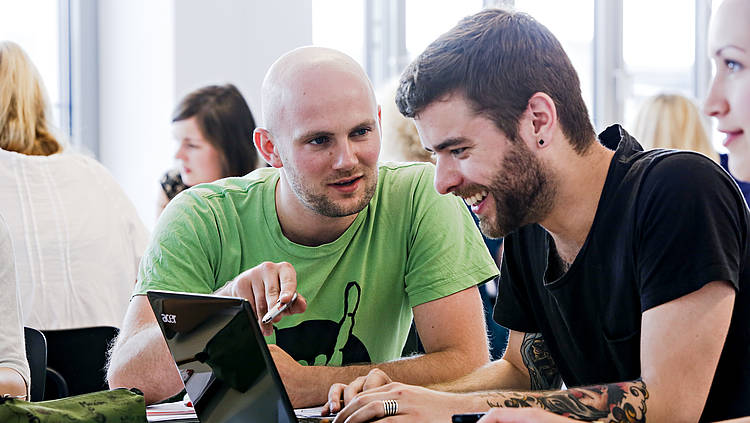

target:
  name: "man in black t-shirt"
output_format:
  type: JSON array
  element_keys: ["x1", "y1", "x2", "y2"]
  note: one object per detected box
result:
[{"x1": 329, "y1": 8, "x2": 749, "y2": 423}]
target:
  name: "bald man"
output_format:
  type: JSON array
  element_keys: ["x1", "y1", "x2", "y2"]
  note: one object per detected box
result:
[{"x1": 106, "y1": 47, "x2": 498, "y2": 407}]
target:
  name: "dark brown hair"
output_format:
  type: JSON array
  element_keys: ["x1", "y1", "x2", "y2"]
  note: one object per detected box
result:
[
  {"x1": 396, "y1": 8, "x2": 594, "y2": 153},
  {"x1": 172, "y1": 84, "x2": 258, "y2": 177}
]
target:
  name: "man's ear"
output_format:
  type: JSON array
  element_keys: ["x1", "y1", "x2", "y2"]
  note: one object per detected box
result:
[
  {"x1": 526, "y1": 92, "x2": 557, "y2": 149},
  {"x1": 377, "y1": 104, "x2": 382, "y2": 132},
  {"x1": 254, "y1": 128, "x2": 283, "y2": 168}
]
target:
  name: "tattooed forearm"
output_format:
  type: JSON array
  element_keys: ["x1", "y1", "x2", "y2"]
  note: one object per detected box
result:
[
  {"x1": 482, "y1": 379, "x2": 649, "y2": 422},
  {"x1": 521, "y1": 332, "x2": 562, "y2": 390}
]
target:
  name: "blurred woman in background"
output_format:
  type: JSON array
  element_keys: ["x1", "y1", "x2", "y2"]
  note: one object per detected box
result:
[
  {"x1": 704, "y1": 0, "x2": 750, "y2": 184},
  {"x1": 0, "y1": 40, "x2": 149, "y2": 330},
  {"x1": 157, "y1": 84, "x2": 259, "y2": 216},
  {"x1": 633, "y1": 93, "x2": 718, "y2": 162}
]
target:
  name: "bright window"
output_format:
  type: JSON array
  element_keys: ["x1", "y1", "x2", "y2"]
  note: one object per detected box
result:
[
  {"x1": 0, "y1": 0, "x2": 62, "y2": 126},
  {"x1": 623, "y1": 0, "x2": 696, "y2": 127},
  {"x1": 405, "y1": 0, "x2": 483, "y2": 60},
  {"x1": 514, "y1": 0, "x2": 595, "y2": 116},
  {"x1": 312, "y1": 0, "x2": 365, "y2": 66}
]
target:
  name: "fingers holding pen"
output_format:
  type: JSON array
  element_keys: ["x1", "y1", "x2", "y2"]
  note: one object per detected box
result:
[
  {"x1": 219, "y1": 261, "x2": 307, "y2": 336},
  {"x1": 272, "y1": 262, "x2": 307, "y2": 316}
]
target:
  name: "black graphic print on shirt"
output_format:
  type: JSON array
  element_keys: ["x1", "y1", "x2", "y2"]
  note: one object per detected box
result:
[{"x1": 274, "y1": 281, "x2": 371, "y2": 366}]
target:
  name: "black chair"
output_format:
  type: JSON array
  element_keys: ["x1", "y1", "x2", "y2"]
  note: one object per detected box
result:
[
  {"x1": 42, "y1": 326, "x2": 119, "y2": 400},
  {"x1": 23, "y1": 327, "x2": 48, "y2": 401},
  {"x1": 400, "y1": 322, "x2": 425, "y2": 356}
]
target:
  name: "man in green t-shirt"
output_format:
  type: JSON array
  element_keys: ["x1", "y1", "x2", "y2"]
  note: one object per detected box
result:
[{"x1": 107, "y1": 46, "x2": 499, "y2": 408}]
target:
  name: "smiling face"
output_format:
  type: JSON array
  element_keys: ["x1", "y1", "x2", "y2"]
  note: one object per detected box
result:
[
  {"x1": 172, "y1": 117, "x2": 225, "y2": 186},
  {"x1": 704, "y1": 0, "x2": 750, "y2": 181},
  {"x1": 415, "y1": 94, "x2": 556, "y2": 238},
  {"x1": 266, "y1": 62, "x2": 380, "y2": 218}
]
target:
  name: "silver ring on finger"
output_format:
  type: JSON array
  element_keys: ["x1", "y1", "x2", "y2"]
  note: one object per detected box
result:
[{"x1": 382, "y1": 399, "x2": 398, "y2": 417}]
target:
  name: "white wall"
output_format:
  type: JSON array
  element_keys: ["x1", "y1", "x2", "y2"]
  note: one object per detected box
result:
[
  {"x1": 98, "y1": 0, "x2": 312, "y2": 230},
  {"x1": 98, "y1": 0, "x2": 176, "y2": 230},
  {"x1": 174, "y1": 0, "x2": 313, "y2": 122}
]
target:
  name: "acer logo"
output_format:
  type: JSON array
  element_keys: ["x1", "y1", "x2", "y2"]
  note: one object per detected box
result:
[{"x1": 161, "y1": 313, "x2": 176, "y2": 324}]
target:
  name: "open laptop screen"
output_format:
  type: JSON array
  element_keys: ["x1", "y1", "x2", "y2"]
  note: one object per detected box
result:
[{"x1": 147, "y1": 290, "x2": 297, "y2": 423}]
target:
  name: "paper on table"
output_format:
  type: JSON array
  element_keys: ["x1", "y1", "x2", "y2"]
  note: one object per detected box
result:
[
  {"x1": 146, "y1": 400, "x2": 199, "y2": 422},
  {"x1": 295, "y1": 405, "x2": 328, "y2": 417}
]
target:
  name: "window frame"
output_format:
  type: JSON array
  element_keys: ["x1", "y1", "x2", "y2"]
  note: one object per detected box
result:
[{"x1": 358, "y1": 0, "x2": 715, "y2": 131}]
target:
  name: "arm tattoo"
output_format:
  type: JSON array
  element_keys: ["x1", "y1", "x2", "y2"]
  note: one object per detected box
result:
[
  {"x1": 521, "y1": 332, "x2": 562, "y2": 390},
  {"x1": 482, "y1": 379, "x2": 649, "y2": 422}
]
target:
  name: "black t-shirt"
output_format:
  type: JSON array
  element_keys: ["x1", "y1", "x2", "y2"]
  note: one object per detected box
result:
[{"x1": 494, "y1": 125, "x2": 750, "y2": 422}]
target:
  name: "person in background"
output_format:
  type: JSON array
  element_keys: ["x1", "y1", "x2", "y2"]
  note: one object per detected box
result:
[
  {"x1": 633, "y1": 92, "x2": 750, "y2": 208},
  {"x1": 378, "y1": 82, "x2": 434, "y2": 164},
  {"x1": 0, "y1": 214, "x2": 30, "y2": 401},
  {"x1": 720, "y1": 154, "x2": 750, "y2": 205},
  {"x1": 329, "y1": 7, "x2": 748, "y2": 422},
  {"x1": 379, "y1": 82, "x2": 509, "y2": 360},
  {"x1": 705, "y1": 0, "x2": 750, "y2": 196},
  {"x1": 633, "y1": 93, "x2": 719, "y2": 162},
  {"x1": 157, "y1": 84, "x2": 259, "y2": 217},
  {"x1": 0, "y1": 41, "x2": 149, "y2": 330}
]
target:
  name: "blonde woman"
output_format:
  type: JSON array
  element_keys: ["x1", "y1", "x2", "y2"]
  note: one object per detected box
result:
[
  {"x1": 705, "y1": 0, "x2": 750, "y2": 183},
  {"x1": 633, "y1": 93, "x2": 718, "y2": 162},
  {"x1": 0, "y1": 41, "x2": 149, "y2": 330},
  {"x1": 378, "y1": 81, "x2": 434, "y2": 164}
]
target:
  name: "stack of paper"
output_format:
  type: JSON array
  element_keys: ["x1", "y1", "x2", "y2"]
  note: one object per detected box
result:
[{"x1": 146, "y1": 401, "x2": 199, "y2": 423}]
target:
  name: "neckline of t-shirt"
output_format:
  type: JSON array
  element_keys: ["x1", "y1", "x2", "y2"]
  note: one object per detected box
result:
[
  {"x1": 261, "y1": 171, "x2": 369, "y2": 258},
  {"x1": 0, "y1": 148, "x2": 80, "y2": 162},
  {"x1": 543, "y1": 130, "x2": 628, "y2": 290}
]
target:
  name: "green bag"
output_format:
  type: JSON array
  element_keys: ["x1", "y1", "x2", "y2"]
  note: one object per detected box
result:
[{"x1": 0, "y1": 388, "x2": 147, "y2": 423}]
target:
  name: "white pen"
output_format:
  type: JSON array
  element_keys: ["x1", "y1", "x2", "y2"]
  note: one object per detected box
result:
[{"x1": 261, "y1": 292, "x2": 298, "y2": 324}]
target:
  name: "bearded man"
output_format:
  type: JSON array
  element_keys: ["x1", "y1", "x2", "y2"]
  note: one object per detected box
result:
[{"x1": 330, "y1": 8, "x2": 750, "y2": 423}]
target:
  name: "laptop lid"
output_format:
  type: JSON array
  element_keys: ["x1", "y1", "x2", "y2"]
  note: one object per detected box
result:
[{"x1": 147, "y1": 290, "x2": 326, "y2": 423}]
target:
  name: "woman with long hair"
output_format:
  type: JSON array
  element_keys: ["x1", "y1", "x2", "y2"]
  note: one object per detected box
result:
[
  {"x1": 0, "y1": 41, "x2": 149, "y2": 330},
  {"x1": 157, "y1": 84, "x2": 259, "y2": 216}
]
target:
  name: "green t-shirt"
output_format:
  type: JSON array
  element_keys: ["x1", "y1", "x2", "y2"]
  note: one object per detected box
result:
[{"x1": 136, "y1": 162, "x2": 498, "y2": 366}]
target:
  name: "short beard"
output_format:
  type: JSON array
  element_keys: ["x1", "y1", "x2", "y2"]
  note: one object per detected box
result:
[
  {"x1": 286, "y1": 168, "x2": 378, "y2": 218},
  {"x1": 480, "y1": 141, "x2": 556, "y2": 238}
]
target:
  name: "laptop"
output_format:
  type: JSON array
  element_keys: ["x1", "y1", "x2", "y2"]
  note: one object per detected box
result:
[{"x1": 147, "y1": 290, "x2": 333, "y2": 423}]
